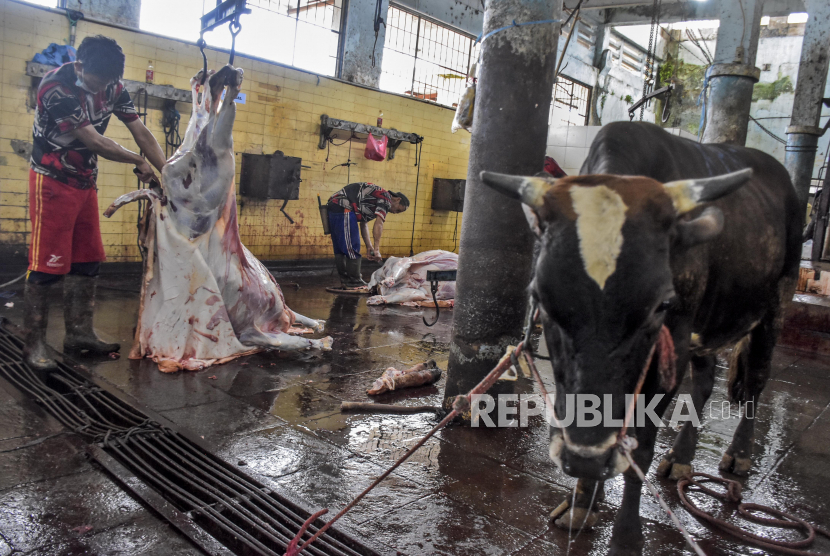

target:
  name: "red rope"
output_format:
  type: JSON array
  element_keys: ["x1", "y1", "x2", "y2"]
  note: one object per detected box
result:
[
  {"x1": 283, "y1": 342, "x2": 527, "y2": 555},
  {"x1": 656, "y1": 324, "x2": 677, "y2": 391},
  {"x1": 678, "y1": 473, "x2": 830, "y2": 556}
]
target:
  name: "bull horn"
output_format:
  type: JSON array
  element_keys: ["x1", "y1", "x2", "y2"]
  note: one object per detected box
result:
[
  {"x1": 663, "y1": 168, "x2": 753, "y2": 214},
  {"x1": 479, "y1": 171, "x2": 554, "y2": 208}
]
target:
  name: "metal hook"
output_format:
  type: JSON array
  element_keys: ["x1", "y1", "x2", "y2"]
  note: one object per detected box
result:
[
  {"x1": 196, "y1": 37, "x2": 208, "y2": 85},
  {"x1": 422, "y1": 280, "x2": 441, "y2": 327},
  {"x1": 229, "y1": 19, "x2": 242, "y2": 66}
]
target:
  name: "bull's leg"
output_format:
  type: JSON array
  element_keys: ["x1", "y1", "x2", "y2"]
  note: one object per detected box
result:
[
  {"x1": 657, "y1": 354, "x2": 716, "y2": 480},
  {"x1": 719, "y1": 319, "x2": 775, "y2": 476},
  {"x1": 291, "y1": 311, "x2": 326, "y2": 333},
  {"x1": 550, "y1": 478, "x2": 605, "y2": 530},
  {"x1": 241, "y1": 330, "x2": 333, "y2": 352},
  {"x1": 608, "y1": 425, "x2": 660, "y2": 556}
]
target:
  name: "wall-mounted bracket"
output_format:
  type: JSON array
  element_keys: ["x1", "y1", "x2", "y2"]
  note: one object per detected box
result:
[
  {"x1": 26, "y1": 62, "x2": 191, "y2": 105},
  {"x1": 318, "y1": 114, "x2": 422, "y2": 160}
]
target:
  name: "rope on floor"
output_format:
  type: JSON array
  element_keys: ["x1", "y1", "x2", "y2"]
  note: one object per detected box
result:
[{"x1": 678, "y1": 473, "x2": 830, "y2": 556}]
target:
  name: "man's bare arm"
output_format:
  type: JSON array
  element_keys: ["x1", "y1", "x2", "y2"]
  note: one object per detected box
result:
[
  {"x1": 360, "y1": 221, "x2": 375, "y2": 256},
  {"x1": 372, "y1": 217, "x2": 385, "y2": 259},
  {"x1": 69, "y1": 125, "x2": 155, "y2": 181},
  {"x1": 125, "y1": 118, "x2": 166, "y2": 173}
]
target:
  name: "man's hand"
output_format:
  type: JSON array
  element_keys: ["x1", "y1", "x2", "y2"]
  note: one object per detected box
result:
[
  {"x1": 134, "y1": 159, "x2": 157, "y2": 183},
  {"x1": 370, "y1": 249, "x2": 382, "y2": 262}
]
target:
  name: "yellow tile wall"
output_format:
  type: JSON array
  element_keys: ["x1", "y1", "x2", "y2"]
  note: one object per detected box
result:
[{"x1": 0, "y1": 0, "x2": 468, "y2": 263}]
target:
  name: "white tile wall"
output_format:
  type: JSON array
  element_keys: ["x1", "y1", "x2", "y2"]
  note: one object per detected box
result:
[{"x1": 546, "y1": 125, "x2": 602, "y2": 175}]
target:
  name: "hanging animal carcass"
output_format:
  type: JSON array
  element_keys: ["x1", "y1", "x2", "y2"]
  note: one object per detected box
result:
[{"x1": 105, "y1": 66, "x2": 332, "y2": 372}]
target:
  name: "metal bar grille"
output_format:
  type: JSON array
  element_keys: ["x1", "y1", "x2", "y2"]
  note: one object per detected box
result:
[
  {"x1": 218, "y1": 0, "x2": 343, "y2": 75},
  {"x1": 550, "y1": 75, "x2": 591, "y2": 127},
  {"x1": 380, "y1": 4, "x2": 478, "y2": 107},
  {"x1": 0, "y1": 321, "x2": 381, "y2": 556}
]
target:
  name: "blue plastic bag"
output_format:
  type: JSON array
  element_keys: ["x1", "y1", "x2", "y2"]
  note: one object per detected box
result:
[{"x1": 31, "y1": 43, "x2": 77, "y2": 66}]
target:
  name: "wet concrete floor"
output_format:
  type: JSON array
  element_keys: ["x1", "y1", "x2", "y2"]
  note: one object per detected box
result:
[{"x1": 1, "y1": 271, "x2": 830, "y2": 555}]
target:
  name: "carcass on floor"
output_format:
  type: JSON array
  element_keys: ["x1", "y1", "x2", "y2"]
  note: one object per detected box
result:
[
  {"x1": 367, "y1": 250, "x2": 458, "y2": 306},
  {"x1": 105, "y1": 66, "x2": 332, "y2": 372}
]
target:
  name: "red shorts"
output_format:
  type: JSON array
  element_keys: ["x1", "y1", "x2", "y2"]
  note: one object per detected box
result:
[{"x1": 28, "y1": 170, "x2": 106, "y2": 275}]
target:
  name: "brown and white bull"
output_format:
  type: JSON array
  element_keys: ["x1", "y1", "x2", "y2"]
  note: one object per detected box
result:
[{"x1": 481, "y1": 122, "x2": 801, "y2": 555}]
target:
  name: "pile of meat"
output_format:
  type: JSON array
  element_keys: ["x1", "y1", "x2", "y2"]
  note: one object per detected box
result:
[
  {"x1": 105, "y1": 65, "x2": 331, "y2": 372},
  {"x1": 366, "y1": 250, "x2": 458, "y2": 306}
]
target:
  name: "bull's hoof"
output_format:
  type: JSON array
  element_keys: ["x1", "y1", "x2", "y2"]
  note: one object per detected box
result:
[
  {"x1": 552, "y1": 506, "x2": 599, "y2": 531},
  {"x1": 668, "y1": 463, "x2": 693, "y2": 481},
  {"x1": 549, "y1": 500, "x2": 570, "y2": 521},
  {"x1": 318, "y1": 336, "x2": 333, "y2": 351},
  {"x1": 313, "y1": 320, "x2": 326, "y2": 333},
  {"x1": 719, "y1": 453, "x2": 751, "y2": 476},
  {"x1": 657, "y1": 457, "x2": 692, "y2": 480},
  {"x1": 656, "y1": 457, "x2": 673, "y2": 477}
]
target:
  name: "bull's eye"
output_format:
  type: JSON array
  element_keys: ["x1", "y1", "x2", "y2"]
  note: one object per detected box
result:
[{"x1": 656, "y1": 297, "x2": 676, "y2": 313}]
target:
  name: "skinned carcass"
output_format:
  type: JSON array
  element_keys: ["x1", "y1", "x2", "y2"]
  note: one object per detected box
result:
[
  {"x1": 366, "y1": 250, "x2": 457, "y2": 306},
  {"x1": 106, "y1": 66, "x2": 332, "y2": 372}
]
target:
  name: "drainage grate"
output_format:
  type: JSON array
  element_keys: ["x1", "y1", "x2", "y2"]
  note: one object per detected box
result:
[{"x1": 0, "y1": 321, "x2": 385, "y2": 556}]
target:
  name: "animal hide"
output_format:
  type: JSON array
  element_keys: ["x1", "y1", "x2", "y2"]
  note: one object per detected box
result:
[{"x1": 105, "y1": 66, "x2": 332, "y2": 372}]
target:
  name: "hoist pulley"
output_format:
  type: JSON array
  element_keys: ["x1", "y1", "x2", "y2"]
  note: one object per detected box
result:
[{"x1": 196, "y1": 0, "x2": 251, "y2": 84}]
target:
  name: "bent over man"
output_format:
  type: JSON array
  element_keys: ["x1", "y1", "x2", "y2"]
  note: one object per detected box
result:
[
  {"x1": 25, "y1": 35, "x2": 166, "y2": 372},
  {"x1": 326, "y1": 182, "x2": 409, "y2": 289}
]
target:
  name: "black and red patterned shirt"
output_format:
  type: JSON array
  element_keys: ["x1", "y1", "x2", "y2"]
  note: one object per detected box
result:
[
  {"x1": 31, "y1": 63, "x2": 139, "y2": 189},
  {"x1": 328, "y1": 182, "x2": 392, "y2": 222}
]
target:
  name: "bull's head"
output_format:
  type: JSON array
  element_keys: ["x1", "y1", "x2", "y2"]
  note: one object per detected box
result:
[{"x1": 481, "y1": 168, "x2": 751, "y2": 480}]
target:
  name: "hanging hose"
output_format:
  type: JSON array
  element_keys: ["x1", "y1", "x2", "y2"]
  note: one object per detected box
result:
[
  {"x1": 0, "y1": 273, "x2": 26, "y2": 290},
  {"x1": 161, "y1": 100, "x2": 182, "y2": 158},
  {"x1": 409, "y1": 139, "x2": 423, "y2": 257},
  {"x1": 371, "y1": 0, "x2": 386, "y2": 68}
]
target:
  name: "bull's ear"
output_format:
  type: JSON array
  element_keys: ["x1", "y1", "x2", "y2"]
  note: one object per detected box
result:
[
  {"x1": 663, "y1": 168, "x2": 752, "y2": 215},
  {"x1": 479, "y1": 171, "x2": 554, "y2": 208},
  {"x1": 676, "y1": 206, "x2": 724, "y2": 247}
]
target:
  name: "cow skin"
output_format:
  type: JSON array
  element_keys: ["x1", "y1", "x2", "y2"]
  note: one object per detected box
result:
[{"x1": 106, "y1": 66, "x2": 332, "y2": 372}]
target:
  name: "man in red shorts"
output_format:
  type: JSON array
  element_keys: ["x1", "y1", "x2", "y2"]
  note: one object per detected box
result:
[{"x1": 25, "y1": 35, "x2": 166, "y2": 372}]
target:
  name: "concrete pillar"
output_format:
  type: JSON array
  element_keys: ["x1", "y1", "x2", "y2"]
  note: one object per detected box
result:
[
  {"x1": 785, "y1": 0, "x2": 830, "y2": 220},
  {"x1": 700, "y1": 0, "x2": 763, "y2": 145},
  {"x1": 340, "y1": 0, "x2": 390, "y2": 87},
  {"x1": 589, "y1": 23, "x2": 612, "y2": 126},
  {"x1": 443, "y1": 0, "x2": 561, "y2": 413},
  {"x1": 64, "y1": 0, "x2": 140, "y2": 28}
]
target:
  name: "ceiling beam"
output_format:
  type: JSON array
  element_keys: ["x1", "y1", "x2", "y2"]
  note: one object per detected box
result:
[{"x1": 590, "y1": 0, "x2": 807, "y2": 26}]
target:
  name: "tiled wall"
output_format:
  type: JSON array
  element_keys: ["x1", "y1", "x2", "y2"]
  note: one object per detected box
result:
[
  {"x1": 546, "y1": 125, "x2": 697, "y2": 176},
  {"x1": 0, "y1": 0, "x2": 468, "y2": 264}
]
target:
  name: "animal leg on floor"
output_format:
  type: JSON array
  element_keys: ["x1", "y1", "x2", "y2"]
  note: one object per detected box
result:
[
  {"x1": 657, "y1": 354, "x2": 715, "y2": 480},
  {"x1": 720, "y1": 317, "x2": 775, "y2": 476},
  {"x1": 551, "y1": 478, "x2": 605, "y2": 530}
]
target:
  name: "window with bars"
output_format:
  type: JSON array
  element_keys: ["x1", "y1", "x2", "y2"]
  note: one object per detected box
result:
[
  {"x1": 380, "y1": 4, "x2": 479, "y2": 107},
  {"x1": 241, "y1": 0, "x2": 343, "y2": 75},
  {"x1": 550, "y1": 75, "x2": 591, "y2": 127}
]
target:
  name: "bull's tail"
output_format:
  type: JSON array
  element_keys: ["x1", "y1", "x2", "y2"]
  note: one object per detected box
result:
[{"x1": 727, "y1": 334, "x2": 751, "y2": 403}]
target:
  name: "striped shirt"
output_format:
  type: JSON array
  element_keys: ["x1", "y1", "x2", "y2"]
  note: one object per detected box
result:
[{"x1": 327, "y1": 182, "x2": 392, "y2": 222}]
